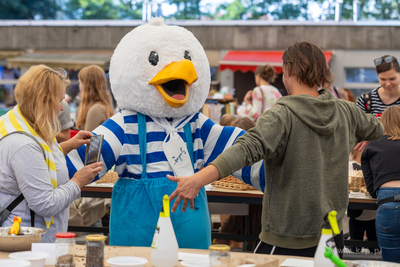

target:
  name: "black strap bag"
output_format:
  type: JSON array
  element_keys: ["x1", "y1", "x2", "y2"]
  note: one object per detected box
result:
[{"x1": 0, "y1": 132, "x2": 46, "y2": 227}]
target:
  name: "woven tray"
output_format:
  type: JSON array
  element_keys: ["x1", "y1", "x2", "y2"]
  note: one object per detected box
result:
[
  {"x1": 211, "y1": 175, "x2": 257, "y2": 191},
  {"x1": 95, "y1": 172, "x2": 119, "y2": 184}
]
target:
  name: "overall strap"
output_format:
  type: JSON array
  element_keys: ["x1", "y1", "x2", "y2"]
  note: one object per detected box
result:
[
  {"x1": 137, "y1": 113, "x2": 147, "y2": 179},
  {"x1": 183, "y1": 122, "x2": 194, "y2": 170}
]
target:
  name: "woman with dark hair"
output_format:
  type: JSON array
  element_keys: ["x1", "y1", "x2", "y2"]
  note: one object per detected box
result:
[
  {"x1": 241, "y1": 64, "x2": 282, "y2": 121},
  {"x1": 357, "y1": 55, "x2": 400, "y2": 118},
  {"x1": 361, "y1": 105, "x2": 400, "y2": 263}
]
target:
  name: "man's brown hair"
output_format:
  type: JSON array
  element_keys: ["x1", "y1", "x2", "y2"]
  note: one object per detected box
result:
[
  {"x1": 381, "y1": 105, "x2": 400, "y2": 141},
  {"x1": 282, "y1": 41, "x2": 334, "y2": 88}
]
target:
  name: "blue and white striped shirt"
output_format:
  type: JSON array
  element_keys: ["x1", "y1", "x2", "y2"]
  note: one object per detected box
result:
[
  {"x1": 66, "y1": 110, "x2": 265, "y2": 191},
  {"x1": 356, "y1": 87, "x2": 400, "y2": 118}
]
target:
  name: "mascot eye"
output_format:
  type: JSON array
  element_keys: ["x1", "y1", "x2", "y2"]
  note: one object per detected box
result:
[
  {"x1": 184, "y1": 51, "x2": 191, "y2": 61},
  {"x1": 148, "y1": 51, "x2": 159, "y2": 66}
]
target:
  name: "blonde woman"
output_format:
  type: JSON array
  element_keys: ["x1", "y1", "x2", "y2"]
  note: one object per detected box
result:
[
  {"x1": 0, "y1": 65, "x2": 102, "y2": 242},
  {"x1": 362, "y1": 105, "x2": 400, "y2": 263},
  {"x1": 242, "y1": 64, "x2": 282, "y2": 121},
  {"x1": 76, "y1": 65, "x2": 114, "y2": 131}
]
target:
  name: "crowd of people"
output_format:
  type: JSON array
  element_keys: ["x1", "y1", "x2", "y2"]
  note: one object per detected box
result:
[{"x1": 0, "y1": 40, "x2": 399, "y2": 263}]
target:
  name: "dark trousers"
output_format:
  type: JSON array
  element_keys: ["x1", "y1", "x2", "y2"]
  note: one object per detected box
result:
[
  {"x1": 348, "y1": 218, "x2": 378, "y2": 253},
  {"x1": 254, "y1": 232, "x2": 344, "y2": 258}
]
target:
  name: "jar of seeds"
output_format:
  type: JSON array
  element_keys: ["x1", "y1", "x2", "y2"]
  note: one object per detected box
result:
[
  {"x1": 85, "y1": 234, "x2": 107, "y2": 267},
  {"x1": 55, "y1": 232, "x2": 76, "y2": 267}
]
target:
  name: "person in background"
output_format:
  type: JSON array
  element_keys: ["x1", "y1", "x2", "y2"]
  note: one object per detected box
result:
[
  {"x1": 355, "y1": 55, "x2": 400, "y2": 151},
  {"x1": 219, "y1": 114, "x2": 237, "y2": 127},
  {"x1": 56, "y1": 100, "x2": 74, "y2": 143},
  {"x1": 0, "y1": 65, "x2": 102, "y2": 242},
  {"x1": 240, "y1": 64, "x2": 281, "y2": 121},
  {"x1": 361, "y1": 105, "x2": 400, "y2": 263},
  {"x1": 347, "y1": 149, "x2": 378, "y2": 254},
  {"x1": 70, "y1": 65, "x2": 115, "y2": 232},
  {"x1": 76, "y1": 65, "x2": 114, "y2": 131},
  {"x1": 168, "y1": 41, "x2": 383, "y2": 257}
]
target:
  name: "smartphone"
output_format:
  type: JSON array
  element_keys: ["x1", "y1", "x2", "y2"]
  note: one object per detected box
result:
[{"x1": 84, "y1": 134, "x2": 104, "y2": 166}]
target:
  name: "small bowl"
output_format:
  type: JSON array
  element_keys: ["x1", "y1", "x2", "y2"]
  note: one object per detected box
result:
[
  {"x1": 106, "y1": 256, "x2": 148, "y2": 267},
  {"x1": 9, "y1": 251, "x2": 48, "y2": 267},
  {"x1": 0, "y1": 259, "x2": 32, "y2": 267},
  {"x1": 0, "y1": 227, "x2": 47, "y2": 252}
]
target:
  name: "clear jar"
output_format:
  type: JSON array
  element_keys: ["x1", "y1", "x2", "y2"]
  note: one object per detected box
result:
[
  {"x1": 55, "y1": 232, "x2": 76, "y2": 267},
  {"x1": 209, "y1": 244, "x2": 231, "y2": 267},
  {"x1": 85, "y1": 234, "x2": 107, "y2": 267}
]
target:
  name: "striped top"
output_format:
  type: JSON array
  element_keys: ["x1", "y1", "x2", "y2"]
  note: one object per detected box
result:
[
  {"x1": 66, "y1": 110, "x2": 265, "y2": 191},
  {"x1": 356, "y1": 87, "x2": 400, "y2": 118}
]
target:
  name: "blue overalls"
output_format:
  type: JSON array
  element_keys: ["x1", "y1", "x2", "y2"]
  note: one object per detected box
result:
[{"x1": 109, "y1": 113, "x2": 212, "y2": 249}]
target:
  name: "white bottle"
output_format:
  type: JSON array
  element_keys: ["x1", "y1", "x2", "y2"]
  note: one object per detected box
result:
[
  {"x1": 314, "y1": 211, "x2": 340, "y2": 267},
  {"x1": 151, "y1": 195, "x2": 179, "y2": 267}
]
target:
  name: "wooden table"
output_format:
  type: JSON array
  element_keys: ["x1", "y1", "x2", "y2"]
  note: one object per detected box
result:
[{"x1": 0, "y1": 245, "x2": 311, "y2": 267}]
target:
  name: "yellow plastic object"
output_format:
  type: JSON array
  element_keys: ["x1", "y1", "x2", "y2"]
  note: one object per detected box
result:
[
  {"x1": 327, "y1": 211, "x2": 340, "y2": 234},
  {"x1": 9, "y1": 217, "x2": 21, "y2": 235},
  {"x1": 149, "y1": 59, "x2": 198, "y2": 108},
  {"x1": 160, "y1": 195, "x2": 170, "y2": 218}
]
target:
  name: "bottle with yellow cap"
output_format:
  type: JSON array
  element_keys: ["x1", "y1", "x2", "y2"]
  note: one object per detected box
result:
[
  {"x1": 151, "y1": 195, "x2": 178, "y2": 267},
  {"x1": 314, "y1": 210, "x2": 340, "y2": 267}
]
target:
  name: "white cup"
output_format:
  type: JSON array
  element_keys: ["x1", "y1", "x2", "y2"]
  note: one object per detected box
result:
[{"x1": 9, "y1": 251, "x2": 48, "y2": 267}]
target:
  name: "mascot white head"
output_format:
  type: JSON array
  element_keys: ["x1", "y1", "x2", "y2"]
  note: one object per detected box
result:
[{"x1": 110, "y1": 17, "x2": 210, "y2": 118}]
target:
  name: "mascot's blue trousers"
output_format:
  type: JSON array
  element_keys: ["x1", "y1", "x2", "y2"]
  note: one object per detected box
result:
[{"x1": 109, "y1": 113, "x2": 212, "y2": 249}]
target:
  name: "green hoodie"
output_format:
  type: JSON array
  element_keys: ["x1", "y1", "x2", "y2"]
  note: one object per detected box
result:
[{"x1": 212, "y1": 89, "x2": 383, "y2": 249}]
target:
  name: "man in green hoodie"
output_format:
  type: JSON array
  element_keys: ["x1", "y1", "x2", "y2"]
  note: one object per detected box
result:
[{"x1": 168, "y1": 41, "x2": 383, "y2": 257}]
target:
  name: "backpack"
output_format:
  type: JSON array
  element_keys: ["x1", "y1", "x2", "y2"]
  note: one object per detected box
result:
[{"x1": 362, "y1": 91, "x2": 372, "y2": 114}]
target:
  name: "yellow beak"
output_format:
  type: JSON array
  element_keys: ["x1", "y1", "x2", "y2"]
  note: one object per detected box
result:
[{"x1": 149, "y1": 59, "x2": 198, "y2": 108}]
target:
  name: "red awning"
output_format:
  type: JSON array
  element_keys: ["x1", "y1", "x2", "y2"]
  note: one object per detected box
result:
[{"x1": 220, "y1": 50, "x2": 332, "y2": 74}]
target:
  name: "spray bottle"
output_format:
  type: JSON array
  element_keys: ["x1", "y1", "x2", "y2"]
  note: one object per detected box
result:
[
  {"x1": 151, "y1": 195, "x2": 179, "y2": 267},
  {"x1": 314, "y1": 210, "x2": 340, "y2": 267}
]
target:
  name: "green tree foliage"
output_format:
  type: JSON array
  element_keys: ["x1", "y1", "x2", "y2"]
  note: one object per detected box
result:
[
  {"x1": 64, "y1": 0, "x2": 119, "y2": 19},
  {"x1": 166, "y1": 0, "x2": 202, "y2": 19},
  {"x1": 0, "y1": 0, "x2": 58, "y2": 19}
]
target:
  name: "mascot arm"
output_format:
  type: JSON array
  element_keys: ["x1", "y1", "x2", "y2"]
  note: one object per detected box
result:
[
  {"x1": 200, "y1": 116, "x2": 265, "y2": 192},
  {"x1": 66, "y1": 113, "x2": 125, "y2": 181}
]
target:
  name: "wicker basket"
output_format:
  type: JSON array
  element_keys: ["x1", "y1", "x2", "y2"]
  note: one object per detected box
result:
[
  {"x1": 348, "y1": 170, "x2": 365, "y2": 191},
  {"x1": 211, "y1": 175, "x2": 257, "y2": 191},
  {"x1": 95, "y1": 172, "x2": 119, "y2": 184}
]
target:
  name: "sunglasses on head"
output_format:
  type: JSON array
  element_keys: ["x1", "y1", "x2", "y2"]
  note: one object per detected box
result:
[{"x1": 374, "y1": 56, "x2": 393, "y2": 66}]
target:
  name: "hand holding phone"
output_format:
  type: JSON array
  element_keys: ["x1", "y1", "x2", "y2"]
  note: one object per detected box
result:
[{"x1": 84, "y1": 134, "x2": 104, "y2": 165}]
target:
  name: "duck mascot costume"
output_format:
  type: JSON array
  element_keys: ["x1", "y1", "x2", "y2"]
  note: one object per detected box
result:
[{"x1": 66, "y1": 17, "x2": 264, "y2": 249}]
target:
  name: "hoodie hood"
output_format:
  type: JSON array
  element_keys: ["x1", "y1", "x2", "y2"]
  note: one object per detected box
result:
[{"x1": 276, "y1": 89, "x2": 338, "y2": 136}]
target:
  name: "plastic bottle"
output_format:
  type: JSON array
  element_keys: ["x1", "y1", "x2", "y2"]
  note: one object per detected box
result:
[
  {"x1": 314, "y1": 210, "x2": 340, "y2": 267},
  {"x1": 151, "y1": 195, "x2": 179, "y2": 267}
]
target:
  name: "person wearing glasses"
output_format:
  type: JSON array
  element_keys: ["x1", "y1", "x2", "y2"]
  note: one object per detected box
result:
[{"x1": 357, "y1": 55, "x2": 400, "y2": 119}]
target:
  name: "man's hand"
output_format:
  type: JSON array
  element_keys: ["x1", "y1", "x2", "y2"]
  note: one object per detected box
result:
[
  {"x1": 167, "y1": 174, "x2": 202, "y2": 213},
  {"x1": 354, "y1": 141, "x2": 369, "y2": 152},
  {"x1": 167, "y1": 164, "x2": 221, "y2": 213}
]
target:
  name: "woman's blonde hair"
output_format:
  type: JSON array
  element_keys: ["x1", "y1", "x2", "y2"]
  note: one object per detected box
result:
[
  {"x1": 14, "y1": 65, "x2": 69, "y2": 146},
  {"x1": 381, "y1": 106, "x2": 400, "y2": 140},
  {"x1": 76, "y1": 65, "x2": 114, "y2": 129}
]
